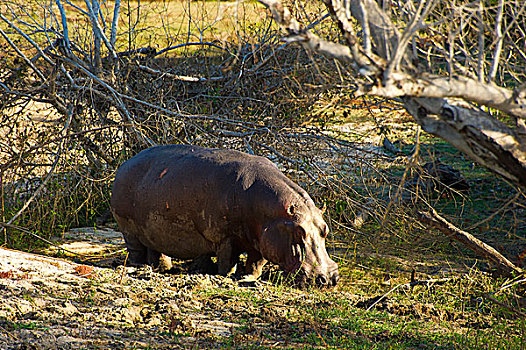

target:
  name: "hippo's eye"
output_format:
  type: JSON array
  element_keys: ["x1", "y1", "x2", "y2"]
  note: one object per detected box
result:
[{"x1": 320, "y1": 225, "x2": 329, "y2": 238}]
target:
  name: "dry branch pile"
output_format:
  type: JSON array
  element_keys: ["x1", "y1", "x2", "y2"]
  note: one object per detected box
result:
[
  {"x1": 0, "y1": 0, "x2": 370, "y2": 244},
  {"x1": 0, "y1": 0, "x2": 525, "y2": 277}
]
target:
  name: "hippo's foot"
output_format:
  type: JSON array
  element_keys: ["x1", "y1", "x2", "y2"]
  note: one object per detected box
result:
[
  {"x1": 238, "y1": 274, "x2": 258, "y2": 283},
  {"x1": 188, "y1": 254, "x2": 218, "y2": 274},
  {"x1": 237, "y1": 273, "x2": 260, "y2": 287},
  {"x1": 240, "y1": 250, "x2": 267, "y2": 280},
  {"x1": 123, "y1": 234, "x2": 149, "y2": 266},
  {"x1": 237, "y1": 253, "x2": 267, "y2": 286}
]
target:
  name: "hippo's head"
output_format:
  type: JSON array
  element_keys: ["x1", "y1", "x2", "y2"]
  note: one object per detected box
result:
[{"x1": 259, "y1": 205, "x2": 339, "y2": 287}]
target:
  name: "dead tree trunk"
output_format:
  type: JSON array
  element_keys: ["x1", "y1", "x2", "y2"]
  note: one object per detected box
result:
[
  {"x1": 258, "y1": 0, "x2": 526, "y2": 191},
  {"x1": 258, "y1": 0, "x2": 526, "y2": 276}
]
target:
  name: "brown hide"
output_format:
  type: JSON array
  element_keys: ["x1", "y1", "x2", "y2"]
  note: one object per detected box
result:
[{"x1": 111, "y1": 145, "x2": 339, "y2": 286}]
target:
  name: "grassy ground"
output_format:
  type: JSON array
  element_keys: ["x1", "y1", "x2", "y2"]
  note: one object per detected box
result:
[
  {"x1": 71, "y1": 0, "x2": 270, "y2": 54},
  {"x1": 1, "y1": 1, "x2": 525, "y2": 348}
]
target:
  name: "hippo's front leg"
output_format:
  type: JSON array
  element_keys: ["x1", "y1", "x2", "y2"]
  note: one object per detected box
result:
[
  {"x1": 216, "y1": 238, "x2": 237, "y2": 276},
  {"x1": 241, "y1": 249, "x2": 267, "y2": 281}
]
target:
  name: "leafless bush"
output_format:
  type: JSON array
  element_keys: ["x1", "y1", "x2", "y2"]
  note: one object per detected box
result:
[
  {"x1": 1, "y1": 0, "x2": 374, "y2": 248},
  {"x1": 1, "y1": 0, "x2": 523, "y2": 277}
]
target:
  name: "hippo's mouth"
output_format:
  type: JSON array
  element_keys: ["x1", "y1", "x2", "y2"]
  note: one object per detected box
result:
[{"x1": 283, "y1": 263, "x2": 339, "y2": 288}]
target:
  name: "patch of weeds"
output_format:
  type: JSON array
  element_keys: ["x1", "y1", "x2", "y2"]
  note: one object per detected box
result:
[
  {"x1": 299, "y1": 293, "x2": 522, "y2": 349},
  {"x1": 2, "y1": 320, "x2": 47, "y2": 331}
]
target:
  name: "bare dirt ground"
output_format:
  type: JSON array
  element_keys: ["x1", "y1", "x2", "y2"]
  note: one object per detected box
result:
[
  {"x1": 0, "y1": 229, "x2": 351, "y2": 349},
  {"x1": 0, "y1": 230, "x2": 246, "y2": 349}
]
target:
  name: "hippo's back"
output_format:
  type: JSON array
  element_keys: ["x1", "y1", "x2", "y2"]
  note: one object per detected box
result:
[
  {"x1": 110, "y1": 145, "x2": 282, "y2": 258},
  {"x1": 111, "y1": 144, "x2": 278, "y2": 215}
]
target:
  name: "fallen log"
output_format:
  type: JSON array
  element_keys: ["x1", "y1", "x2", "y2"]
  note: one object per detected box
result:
[{"x1": 418, "y1": 208, "x2": 523, "y2": 277}]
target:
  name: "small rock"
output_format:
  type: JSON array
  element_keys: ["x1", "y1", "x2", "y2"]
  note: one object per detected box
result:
[
  {"x1": 113, "y1": 297, "x2": 131, "y2": 307},
  {"x1": 181, "y1": 299, "x2": 202, "y2": 310},
  {"x1": 61, "y1": 301, "x2": 78, "y2": 316},
  {"x1": 122, "y1": 306, "x2": 143, "y2": 324},
  {"x1": 166, "y1": 301, "x2": 180, "y2": 314},
  {"x1": 146, "y1": 316, "x2": 162, "y2": 327},
  {"x1": 16, "y1": 299, "x2": 34, "y2": 314},
  {"x1": 57, "y1": 335, "x2": 87, "y2": 347}
]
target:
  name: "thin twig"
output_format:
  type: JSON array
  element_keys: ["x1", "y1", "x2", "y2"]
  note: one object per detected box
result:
[
  {"x1": 476, "y1": 2, "x2": 485, "y2": 82},
  {"x1": 137, "y1": 65, "x2": 226, "y2": 82},
  {"x1": 481, "y1": 293, "x2": 526, "y2": 318},
  {"x1": 366, "y1": 277, "x2": 458, "y2": 311},
  {"x1": 119, "y1": 252, "x2": 129, "y2": 284},
  {"x1": 467, "y1": 192, "x2": 521, "y2": 230},
  {"x1": 0, "y1": 223, "x2": 82, "y2": 257},
  {"x1": 155, "y1": 42, "x2": 230, "y2": 57},
  {"x1": 488, "y1": 0, "x2": 505, "y2": 82}
]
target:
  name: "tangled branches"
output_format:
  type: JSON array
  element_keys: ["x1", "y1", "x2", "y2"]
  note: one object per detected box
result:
[
  {"x1": 1, "y1": 0, "x2": 368, "y2": 245},
  {"x1": 1, "y1": 0, "x2": 524, "y2": 277}
]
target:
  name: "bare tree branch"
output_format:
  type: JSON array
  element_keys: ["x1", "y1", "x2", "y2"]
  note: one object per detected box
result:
[
  {"x1": 385, "y1": 0, "x2": 434, "y2": 78},
  {"x1": 110, "y1": 0, "x2": 121, "y2": 48},
  {"x1": 361, "y1": 72, "x2": 526, "y2": 119},
  {"x1": 476, "y1": 2, "x2": 485, "y2": 82},
  {"x1": 404, "y1": 98, "x2": 526, "y2": 189},
  {"x1": 488, "y1": 0, "x2": 505, "y2": 82},
  {"x1": 357, "y1": 2, "x2": 371, "y2": 56},
  {"x1": 258, "y1": 0, "x2": 526, "y2": 118},
  {"x1": 84, "y1": 0, "x2": 117, "y2": 65},
  {"x1": 418, "y1": 208, "x2": 522, "y2": 276},
  {"x1": 54, "y1": 0, "x2": 71, "y2": 53},
  {"x1": 0, "y1": 14, "x2": 55, "y2": 66}
]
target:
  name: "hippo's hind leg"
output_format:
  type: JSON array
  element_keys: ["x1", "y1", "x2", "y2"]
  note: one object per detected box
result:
[
  {"x1": 123, "y1": 234, "x2": 172, "y2": 271},
  {"x1": 123, "y1": 234, "x2": 148, "y2": 266}
]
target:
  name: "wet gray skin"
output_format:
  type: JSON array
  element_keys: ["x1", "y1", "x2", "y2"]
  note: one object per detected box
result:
[{"x1": 111, "y1": 145, "x2": 339, "y2": 287}]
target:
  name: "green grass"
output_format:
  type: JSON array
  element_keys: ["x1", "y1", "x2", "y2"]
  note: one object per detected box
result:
[{"x1": 190, "y1": 271, "x2": 524, "y2": 349}]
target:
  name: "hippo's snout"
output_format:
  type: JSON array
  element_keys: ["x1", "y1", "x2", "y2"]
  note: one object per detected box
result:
[
  {"x1": 296, "y1": 260, "x2": 339, "y2": 288},
  {"x1": 314, "y1": 266, "x2": 339, "y2": 287}
]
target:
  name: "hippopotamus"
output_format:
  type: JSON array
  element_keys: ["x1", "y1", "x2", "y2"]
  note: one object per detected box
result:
[{"x1": 110, "y1": 145, "x2": 339, "y2": 286}]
